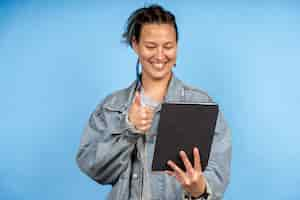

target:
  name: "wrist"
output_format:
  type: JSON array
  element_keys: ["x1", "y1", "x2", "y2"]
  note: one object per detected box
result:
[
  {"x1": 190, "y1": 176, "x2": 208, "y2": 199},
  {"x1": 191, "y1": 185, "x2": 208, "y2": 199}
]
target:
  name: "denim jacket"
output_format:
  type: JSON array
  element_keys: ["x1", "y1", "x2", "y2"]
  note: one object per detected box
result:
[{"x1": 76, "y1": 75, "x2": 231, "y2": 200}]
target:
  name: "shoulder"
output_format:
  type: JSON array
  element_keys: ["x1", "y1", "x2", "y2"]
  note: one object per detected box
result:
[
  {"x1": 96, "y1": 81, "x2": 136, "y2": 112},
  {"x1": 179, "y1": 78, "x2": 214, "y2": 103}
]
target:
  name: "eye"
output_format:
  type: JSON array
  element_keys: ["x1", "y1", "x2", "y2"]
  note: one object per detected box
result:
[
  {"x1": 164, "y1": 45, "x2": 174, "y2": 50},
  {"x1": 146, "y1": 46, "x2": 156, "y2": 49}
]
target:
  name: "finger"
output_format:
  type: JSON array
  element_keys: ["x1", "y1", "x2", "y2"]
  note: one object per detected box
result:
[
  {"x1": 144, "y1": 111, "x2": 154, "y2": 120},
  {"x1": 146, "y1": 110, "x2": 155, "y2": 120},
  {"x1": 140, "y1": 108, "x2": 153, "y2": 119},
  {"x1": 144, "y1": 106, "x2": 154, "y2": 114},
  {"x1": 165, "y1": 170, "x2": 175, "y2": 177},
  {"x1": 142, "y1": 113, "x2": 154, "y2": 121},
  {"x1": 193, "y1": 147, "x2": 202, "y2": 172},
  {"x1": 165, "y1": 170, "x2": 186, "y2": 186},
  {"x1": 134, "y1": 91, "x2": 142, "y2": 106},
  {"x1": 137, "y1": 123, "x2": 151, "y2": 133},
  {"x1": 139, "y1": 109, "x2": 148, "y2": 119},
  {"x1": 141, "y1": 123, "x2": 152, "y2": 130},
  {"x1": 179, "y1": 150, "x2": 193, "y2": 173},
  {"x1": 167, "y1": 160, "x2": 187, "y2": 181},
  {"x1": 137, "y1": 119, "x2": 152, "y2": 127}
]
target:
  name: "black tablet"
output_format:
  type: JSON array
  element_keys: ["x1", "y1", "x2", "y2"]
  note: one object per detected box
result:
[{"x1": 152, "y1": 103, "x2": 218, "y2": 171}]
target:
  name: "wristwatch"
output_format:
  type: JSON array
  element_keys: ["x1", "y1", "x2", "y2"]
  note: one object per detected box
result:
[{"x1": 188, "y1": 187, "x2": 209, "y2": 199}]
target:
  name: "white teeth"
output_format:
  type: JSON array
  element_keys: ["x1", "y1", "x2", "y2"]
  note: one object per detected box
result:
[{"x1": 153, "y1": 63, "x2": 164, "y2": 69}]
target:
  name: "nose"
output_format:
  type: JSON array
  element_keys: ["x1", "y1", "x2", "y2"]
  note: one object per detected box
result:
[{"x1": 155, "y1": 47, "x2": 165, "y2": 61}]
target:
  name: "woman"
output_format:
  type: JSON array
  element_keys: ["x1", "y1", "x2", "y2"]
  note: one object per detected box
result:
[{"x1": 76, "y1": 4, "x2": 231, "y2": 200}]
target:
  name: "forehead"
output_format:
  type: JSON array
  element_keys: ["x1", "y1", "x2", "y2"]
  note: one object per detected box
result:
[{"x1": 140, "y1": 23, "x2": 176, "y2": 43}]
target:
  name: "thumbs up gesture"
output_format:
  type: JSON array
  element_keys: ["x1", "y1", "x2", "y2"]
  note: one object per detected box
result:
[{"x1": 128, "y1": 92, "x2": 154, "y2": 134}]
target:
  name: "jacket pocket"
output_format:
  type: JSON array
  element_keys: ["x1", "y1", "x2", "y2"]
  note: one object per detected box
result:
[{"x1": 103, "y1": 107, "x2": 129, "y2": 135}]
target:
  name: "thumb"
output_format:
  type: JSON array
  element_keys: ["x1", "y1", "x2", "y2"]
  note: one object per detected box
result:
[{"x1": 134, "y1": 91, "x2": 142, "y2": 106}]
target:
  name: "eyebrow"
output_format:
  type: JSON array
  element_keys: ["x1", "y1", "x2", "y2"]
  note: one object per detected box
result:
[{"x1": 144, "y1": 41, "x2": 175, "y2": 45}]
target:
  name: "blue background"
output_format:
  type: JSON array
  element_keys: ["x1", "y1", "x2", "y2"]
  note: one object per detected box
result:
[{"x1": 1, "y1": 1, "x2": 300, "y2": 199}]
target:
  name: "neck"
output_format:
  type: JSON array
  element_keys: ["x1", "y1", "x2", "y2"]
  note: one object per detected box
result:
[{"x1": 141, "y1": 72, "x2": 172, "y2": 102}]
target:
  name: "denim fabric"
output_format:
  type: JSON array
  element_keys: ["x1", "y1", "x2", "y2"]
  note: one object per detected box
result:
[{"x1": 76, "y1": 75, "x2": 231, "y2": 200}]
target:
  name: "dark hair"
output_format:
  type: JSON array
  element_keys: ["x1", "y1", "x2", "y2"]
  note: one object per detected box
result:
[{"x1": 122, "y1": 4, "x2": 178, "y2": 47}]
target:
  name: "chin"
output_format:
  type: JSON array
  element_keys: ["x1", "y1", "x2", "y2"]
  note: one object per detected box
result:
[{"x1": 150, "y1": 71, "x2": 172, "y2": 81}]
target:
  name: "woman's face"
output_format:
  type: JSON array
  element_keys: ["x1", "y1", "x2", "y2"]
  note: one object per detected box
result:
[{"x1": 132, "y1": 23, "x2": 177, "y2": 82}]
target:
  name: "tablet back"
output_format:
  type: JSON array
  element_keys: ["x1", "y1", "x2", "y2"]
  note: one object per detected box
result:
[{"x1": 152, "y1": 103, "x2": 218, "y2": 171}]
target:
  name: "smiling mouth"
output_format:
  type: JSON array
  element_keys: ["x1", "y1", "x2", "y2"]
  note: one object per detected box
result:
[{"x1": 152, "y1": 62, "x2": 166, "y2": 69}]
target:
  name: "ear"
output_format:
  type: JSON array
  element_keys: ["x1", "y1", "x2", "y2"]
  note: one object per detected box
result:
[{"x1": 131, "y1": 37, "x2": 139, "y2": 55}]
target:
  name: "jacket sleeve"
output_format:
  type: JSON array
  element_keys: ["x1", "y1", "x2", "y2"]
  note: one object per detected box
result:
[
  {"x1": 76, "y1": 102, "x2": 141, "y2": 185},
  {"x1": 203, "y1": 111, "x2": 232, "y2": 200}
]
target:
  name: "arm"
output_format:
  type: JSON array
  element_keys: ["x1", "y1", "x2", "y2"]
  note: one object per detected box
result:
[
  {"x1": 166, "y1": 111, "x2": 231, "y2": 200},
  {"x1": 76, "y1": 103, "x2": 141, "y2": 185},
  {"x1": 203, "y1": 111, "x2": 232, "y2": 200}
]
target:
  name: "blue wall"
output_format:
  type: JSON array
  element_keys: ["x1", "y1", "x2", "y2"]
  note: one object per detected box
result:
[{"x1": 1, "y1": 1, "x2": 300, "y2": 199}]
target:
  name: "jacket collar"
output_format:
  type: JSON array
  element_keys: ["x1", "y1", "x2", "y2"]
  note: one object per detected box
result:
[
  {"x1": 164, "y1": 73, "x2": 185, "y2": 103},
  {"x1": 103, "y1": 73, "x2": 185, "y2": 112}
]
